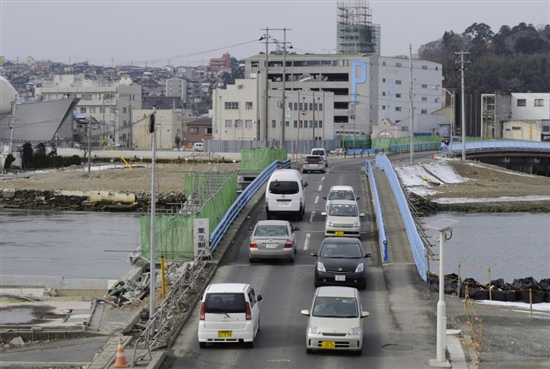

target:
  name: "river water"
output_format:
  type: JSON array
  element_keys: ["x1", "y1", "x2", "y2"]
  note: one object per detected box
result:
[
  {"x1": 0, "y1": 210, "x2": 140, "y2": 280},
  {"x1": 422, "y1": 212, "x2": 550, "y2": 284},
  {"x1": 1, "y1": 210, "x2": 548, "y2": 283}
]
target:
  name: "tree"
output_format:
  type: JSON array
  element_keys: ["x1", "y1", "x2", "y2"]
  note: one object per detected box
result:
[{"x1": 175, "y1": 135, "x2": 182, "y2": 149}]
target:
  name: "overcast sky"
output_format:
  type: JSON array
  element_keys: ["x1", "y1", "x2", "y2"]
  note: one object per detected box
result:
[{"x1": 1, "y1": 0, "x2": 549, "y2": 67}]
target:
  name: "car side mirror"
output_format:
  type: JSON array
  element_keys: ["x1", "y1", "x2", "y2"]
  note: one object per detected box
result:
[
  {"x1": 304, "y1": 182, "x2": 309, "y2": 188},
  {"x1": 257, "y1": 294, "x2": 263, "y2": 302},
  {"x1": 356, "y1": 197, "x2": 360, "y2": 201},
  {"x1": 361, "y1": 311, "x2": 370, "y2": 318},
  {"x1": 359, "y1": 213, "x2": 365, "y2": 217},
  {"x1": 301, "y1": 309, "x2": 310, "y2": 317},
  {"x1": 364, "y1": 253, "x2": 372, "y2": 258},
  {"x1": 321, "y1": 212, "x2": 327, "y2": 216},
  {"x1": 248, "y1": 226, "x2": 254, "y2": 231},
  {"x1": 294, "y1": 226, "x2": 300, "y2": 231},
  {"x1": 310, "y1": 252, "x2": 317, "y2": 257},
  {"x1": 323, "y1": 197, "x2": 327, "y2": 200}
]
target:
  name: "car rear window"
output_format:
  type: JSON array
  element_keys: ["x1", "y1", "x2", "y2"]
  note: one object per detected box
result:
[
  {"x1": 312, "y1": 150, "x2": 325, "y2": 156},
  {"x1": 204, "y1": 293, "x2": 246, "y2": 313},
  {"x1": 255, "y1": 225, "x2": 288, "y2": 237},
  {"x1": 304, "y1": 156, "x2": 323, "y2": 163},
  {"x1": 328, "y1": 190, "x2": 355, "y2": 201},
  {"x1": 269, "y1": 181, "x2": 299, "y2": 195},
  {"x1": 328, "y1": 204, "x2": 358, "y2": 217}
]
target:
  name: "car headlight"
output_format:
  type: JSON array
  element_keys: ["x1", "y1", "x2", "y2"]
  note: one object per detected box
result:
[
  {"x1": 327, "y1": 220, "x2": 333, "y2": 227},
  {"x1": 353, "y1": 220, "x2": 360, "y2": 227},
  {"x1": 355, "y1": 263, "x2": 364, "y2": 273},
  {"x1": 348, "y1": 327, "x2": 362, "y2": 336},
  {"x1": 317, "y1": 261, "x2": 326, "y2": 272},
  {"x1": 308, "y1": 325, "x2": 321, "y2": 334}
]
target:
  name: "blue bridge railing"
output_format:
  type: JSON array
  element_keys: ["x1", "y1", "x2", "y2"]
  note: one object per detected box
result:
[
  {"x1": 209, "y1": 160, "x2": 291, "y2": 252},
  {"x1": 365, "y1": 160, "x2": 388, "y2": 263}
]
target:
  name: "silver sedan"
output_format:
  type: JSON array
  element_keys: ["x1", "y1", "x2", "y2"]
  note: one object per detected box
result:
[{"x1": 249, "y1": 220, "x2": 300, "y2": 263}]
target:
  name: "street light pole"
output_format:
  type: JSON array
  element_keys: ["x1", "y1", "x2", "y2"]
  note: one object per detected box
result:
[
  {"x1": 260, "y1": 28, "x2": 270, "y2": 147},
  {"x1": 281, "y1": 28, "x2": 291, "y2": 149}
]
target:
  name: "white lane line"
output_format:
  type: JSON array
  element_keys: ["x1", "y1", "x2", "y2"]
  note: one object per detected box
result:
[
  {"x1": 318, "y1": 184, "x2": 322, "y2": 192},
  {"x1": 314, "y1": 196, "x2": 319, "y2": 204},
  {"x1": 310, "y1": 210, "x2": 315, "y2": 223},
  {"x1": 304, "y1": 233, "x2": 311, "y2": 251},
  {"x1": 321, "y1": 176, "x2": 326, "y2": 181}
]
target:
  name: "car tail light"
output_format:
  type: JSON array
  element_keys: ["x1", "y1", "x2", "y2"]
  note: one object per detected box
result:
[
  {"x1": 284, "y1": 240, "x2": 292, "y2": 248},
  {"x1": 265, "y1": 200, "x2": 269, "y2": 207},
  {"x1": 245, "y1": 302, "x2": 252, "y2": 320},
  {"x1": 199, "y1": 302, "x2": 205, "y2": 320},
  {"x1": 250, "y1": 240, "x2": 257, "y2": 249}
]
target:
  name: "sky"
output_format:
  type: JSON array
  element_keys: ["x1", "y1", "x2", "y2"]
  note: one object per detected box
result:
[{"x1": 1, "y1": 0, "x2": 549, "y2": 68}]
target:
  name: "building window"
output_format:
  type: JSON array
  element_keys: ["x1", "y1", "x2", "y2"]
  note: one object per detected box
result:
[
  {"x1": 421, "y1": 84, "x2": 427, "y2": 88},
  {"x1": 309, "y1": 120, "x2": 313, "y2": 128},
  {"x1": 288, "y1": 102, "x2": 293, "y2": 110},
  {"x1": 205, "y1": 128, "x2": 212, "y2": 134},
  {"x1": 90, "y1": 107, "x2": 96, "y2": 113},
  {"x1": 382, "y1": 105, "x2": 385, "y2": 110},
  {"x1": 512, "y1": 126, "x2": 521, "y2": 130},
  {"x1": 421, "y1": 97, "x2": 427, "y2": 102},
  {"x1": 382, "y1": 61, "x2": 386, "y2": 66},
  {"x1": 285, "y1": 121, "x2": 289, "y2": 127},
  {"x1": 396, "y1": 80, "x2": 402, "y2": 85},
  {"x1": 272, "y1": 120, "x2": 276, "y2": 128},
  {"x1": 236, "y1": 119, "x2": 243, "y2": 128},
  {"x1": 309, "y1": 103, "x2": 313, "y2": 111},
  {"x1": 293, "y1": 103, "x2": 298, "y2": 110},
  {"x1": 80, "y1": 107, "x2": 86, "y2": 113},
  {"x1": 294, "y1": 120, "x2": 298, "y2": 128},
  {"x1": 396, "y1": 62, "x2": 402, "y2": 67},
  {"x1": 245, "y1": 120, "x2": 253, "y2": 128},
  {"x1": 319, "y1": 103, "x2": 323, "y2": 111},
  {"x1": 299, "y1": 121, "x2": 303, "y2": 128},
  {"x1": 225, "y1": 120, "x2": 232, "y2": 128},
  {"x1": 395, "y1": 107, "x2": 402, "y2": 111},
  {"x1": 99, "y1": 107, "x2": 105, "y2": 113},
  {"x1": 190, "y1": 127, "x2": 198, "y2": 134},
  {"x1": 422, "y1": 65, "x2": 427, "y2": 70},
  {"x1": 245, "y1": 101, "x2": 253, "y2": 110},
  {"x1": 534, "y1": 99, "x2": 544, "y2": 107},
  {"x1": 395, "y1": 120, "x2": 401, "y2": 123},
  {"x1": 382, "y1": 78, "x2": 386, "y2": 82},
  {"x1": 224, "y1": 101, "x2": 238, "y2": 110},
  {"x1": 382, "y1": 92, "x2": 386, "y2": 96},
  {"x1": 122, "y1": 107, "x2": 127, "y2": 113},
  {"x1": 396, "y1": 93, "x2": 401, "y2": 98},
  {"x1": 110, "y1": 107, "x2": 116, "y2": 114},
  {"x1": 319, "y1": 120, "x2": 323, "y2": 128},
  {"x1": 421, "y1": 109, "x2": 427, "y2": 114},
  {"x1": 517, "y1": 99, "x2": 526, "y2": 106}
]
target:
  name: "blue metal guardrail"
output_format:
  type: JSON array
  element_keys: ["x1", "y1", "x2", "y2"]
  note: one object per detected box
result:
[
  {"x1": 209, "y1": 160, "x2": 291, "y2": 252},
  {"x1": 444, "y1": 139, "x2": 550, "y2": 153},
  {"x1": 347, "y1": 148, "x2": 378, "y2": 155},
  {"x1": 374, "y1": 154, "x2": 427, "y2": 281},
  {"x1": 364, "y1": 160, "x2": 389, "y2": 263}
]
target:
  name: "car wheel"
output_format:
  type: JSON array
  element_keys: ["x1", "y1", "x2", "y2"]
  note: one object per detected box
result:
[
  {"x1": 354, "y1": 348, "x2": 362, "y2": 356},
  {"x1": 359, "y1": 281, "x2": 367, "y2": 290},
  {"x1": 306, "y1": 348, "x2": 313, "y2": 354},
  {"x1": 199, "y1": 342, "x2": 206, "y2": 349},
  {"x1": 257, "y1": 318, "x2": 260, "y2": 333},
  {"x1": 289, "y1": 254, "x2": 295, "y2": 264},
  {"x1": 266, "y1": 211, "x2": 272, "y2": 220},
  {"x1": 249, "y1": 257, "x2": 256, "y2": 264},
  {"x1": 314, "y1": 279, "x2": 320, "y2": 288},
  {"x1": 298, "y1": 209, "x2": 304, "y2": 221},
  {"x1": 247, "y1": 340, "x2": 255, "y2": 348}
]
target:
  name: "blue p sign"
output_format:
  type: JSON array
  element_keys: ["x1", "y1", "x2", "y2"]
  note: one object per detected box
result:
[{"x1": 351, "y1": 61, "x2": 367, "y2": 104}]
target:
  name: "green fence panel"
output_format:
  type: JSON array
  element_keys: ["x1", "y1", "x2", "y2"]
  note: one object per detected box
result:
[{"x1": 241, "y1": 148, "x2": 288, "y2": 172}]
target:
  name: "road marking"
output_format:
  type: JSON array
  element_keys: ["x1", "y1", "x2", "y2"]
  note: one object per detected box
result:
[
  {"x1": 314, "y1": 196, "x2": 319, "y2": 204},
  {"x1": 304, "y1": 233, "x2": 310, "y2": 250},
  {"x1": 318, "y1": 184, "x2": 322, "y2": 192},
  {"x1": 321, "y1": 176, "x2": 325, "y2": 181},
  {"x1": 310, "y1": 210, "x2": 315, "y2": 223}
]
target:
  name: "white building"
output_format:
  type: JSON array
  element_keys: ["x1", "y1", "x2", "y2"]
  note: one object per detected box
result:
[
  {"x1": 243, "y1": 53, "x2": 442, "y2": 143},
  {"x1": 35, "y1": 74, "x2": 142, "y2": 147}
]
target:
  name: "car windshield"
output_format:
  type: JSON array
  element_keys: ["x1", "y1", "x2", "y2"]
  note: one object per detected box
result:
[
  {"x1": 254, "y1": 225, "x2": 288, "y2": 237},
  {"x1": 269, "y1": 181, "x2": 299, "y2": 195},
  {"x1": 204, "y1": 293, "x2": 246, "y2": 314},
  {"x1": 328, "y1": 203, "x2": 358, "y2": 216},
  {"x1": 320, "y1": 243, "x2": 362, "y2": 258},
  {"x1": 312, "y1": 297, "x2": 358, "y2": 318},
  {"x1": 327, "y1": 190, "x2": 355, "y2": 201}
]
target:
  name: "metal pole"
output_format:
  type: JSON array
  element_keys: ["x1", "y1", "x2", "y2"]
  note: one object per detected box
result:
[
  {"x1": 263, "y1": 28, "x2": 270, "y2": 147},
  {"x1": 296, "y1": 90, "x2": 300, "y2": 159},
  {"x1": 281, "y1": 28, "x2": 288, "y2": 147},
  {"x1": 409, "y1": 44, "x2": 414, "y2": 165},
  {"x1": 312, "y1": 91, "x2": 315, "y2": 141},
  {"x1": 436, "y1": 229, "x2": 447, "y2": 362},
  {"x1": 149, "y1": 106, "x2": 158, "y2": 324},
  {"x1": 87, "y1": 116, "x2": 91, "y2": 173},
  {"x1": 460, "y1": 53, "x2": 466, "y2": 160}
]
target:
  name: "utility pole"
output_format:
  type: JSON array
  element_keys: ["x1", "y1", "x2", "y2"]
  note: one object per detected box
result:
[
  {"x1": 149, "y1": 106, "x2": 158, "y2": 328},
  {"x1": 456, "y1": 51, "x2": 470, "y2": 160},
  {"x1": 281, "y1": 28, "x2": 291, "y2": 150},
  {"x1": 312, "y1": 91, "x2": 315, "y2": 141},
  {"x1": 260, "y1": 28, "x2": 270, "y2": 147},
  {"x1": 409, "y1": 44, "x2": 414, "y2": 165}
]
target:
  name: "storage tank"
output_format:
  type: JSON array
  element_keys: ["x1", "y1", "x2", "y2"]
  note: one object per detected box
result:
[{"x1": 0, "y1": 76, "x2": 18, "y2": 117}]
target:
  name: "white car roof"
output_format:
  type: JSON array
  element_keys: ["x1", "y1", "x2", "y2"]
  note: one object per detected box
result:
[
  {"x1": 328, "y1": 199, "x2": 358, "y2": 206},
  {"x1": 329, "y1": 185, "x2": 354, "y2": 192},
  {"x1": 255, "y1": 220, "x2": 289, "y2": 227},
  {"x1": 316, "y1": 286, "x2": 358, "y2": 298},
  {"x1": 206, "y1": 283, "x2": 249, "y2": 293}
]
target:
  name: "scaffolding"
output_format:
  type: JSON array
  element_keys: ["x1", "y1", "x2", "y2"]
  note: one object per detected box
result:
[{"x1": 337, "y1": 0, "x2": 380, "y2": 54}]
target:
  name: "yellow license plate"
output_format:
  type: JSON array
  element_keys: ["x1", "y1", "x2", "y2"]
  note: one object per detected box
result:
[
  {"x1": 218, "y1": 331, "x2": 232, "y2": 338},
  {"x1": 322, "y1": 341, "x2": 336, "y2": 349},
  {"x1": 335, "y1": 231, "x2": 344, "y2": 237}
]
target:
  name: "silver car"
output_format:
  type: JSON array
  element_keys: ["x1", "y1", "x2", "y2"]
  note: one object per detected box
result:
[
  {"x1": 301, "y1": 286, "x2": 369, "y2": 355},
  {"x1": 322, "y1": 199, "x2": 364, "y2": 237},
  {"x1": 249, "y1": 220, "x2": 300, "y2": 263}
]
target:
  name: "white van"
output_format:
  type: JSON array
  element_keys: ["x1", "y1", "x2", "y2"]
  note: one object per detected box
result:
[
  {"x1": 194, "y1": 142, "x2": 204, "y2": 151},
  {"x1": 265, "y1": 169, "x2": 308, "y2": 221},
  {"x1": 198, "y1": 283, "x2": 262, "y2": 348}
]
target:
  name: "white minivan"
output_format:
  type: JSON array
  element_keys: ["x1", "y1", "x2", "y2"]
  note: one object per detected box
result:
[
  {"x1": 265, "y1": 168, "x2": 308, "y2": 221},
  {"x1": 198, "y1": 283, "x2": 262, "y2": 348},
  {"x1": 311, "y1": 148, "x2": 328, "y2": 167}
]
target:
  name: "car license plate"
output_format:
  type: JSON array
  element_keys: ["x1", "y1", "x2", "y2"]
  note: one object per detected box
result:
[
  {"x1": 322, "y1": 341, "x2": 336, "y2": 349},
  {"x1": 335, "y1": 275, "x2": 346, "y2": 281},
  {"x1": 278, "y1": 201, "x2": 291, "y2": 207},
  {"x1": 265, "y1": 243, "x2": 278, "y2": 248},
  {"x1": 335, "y1": 231, "x2": 344, "y2": 236},
  {"x1": 218, "y1": 331, "x2": 232, "y2": 338}
]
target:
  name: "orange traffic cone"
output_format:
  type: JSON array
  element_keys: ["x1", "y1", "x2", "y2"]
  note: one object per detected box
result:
[{"x1": 113, "y1": 339, "x2": 129, "y2": 368}]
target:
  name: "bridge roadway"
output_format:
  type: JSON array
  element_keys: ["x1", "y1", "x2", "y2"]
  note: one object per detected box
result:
[{"x1": 159, "y1": 154, "x2": 467, "y2": 369}]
